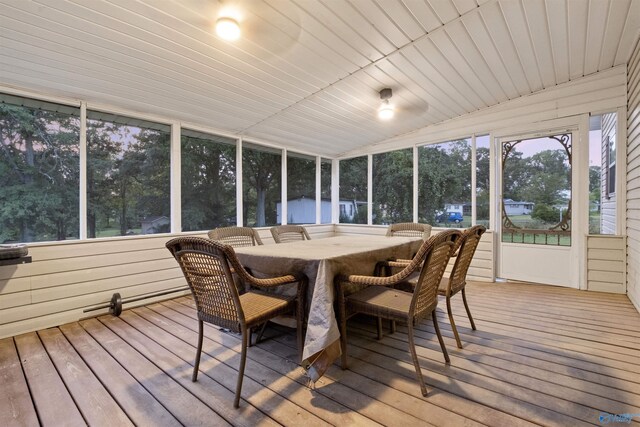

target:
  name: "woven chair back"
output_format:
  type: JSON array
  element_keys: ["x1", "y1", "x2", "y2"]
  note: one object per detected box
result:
[
  {"x1": 270, "y1": 225, "x2": 311, "y2": 243},
  {"x1": 448, "y1": 225, "x2": 486, "y2": 296},
  {"x1": 208, "y1": 226, "x2": 263, "y2": 248},
  {"x1": 411, "y1": 230, "x2": 461, "y2": 321},
  {"x1": 386, "y1": 222, "x2": 432, "y2": 239},
  {"x1": 166, "y1": 237, "x2": 245, "y2": 333}
]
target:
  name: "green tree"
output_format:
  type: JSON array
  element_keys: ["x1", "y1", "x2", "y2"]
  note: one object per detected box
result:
[
  {"x1": 321, "y1": 159, "x2": 332, "y2": 200},
  {"x1": 372, "y1": 149, "x2": 412, "y2": 224},
  {"x1": 86, "y1": 121, "x2": 120, "y2": 237},
  {"x1": 243, "y1": 148, "x2": 281, "y2": 227},
  {"x1": 87, "y1": 121, "x2": 170, "y2": 237},
  {"x1": 589, "y1": 165, "x2": 601, "y2": 207},
  {"x1": 129, "y1": 129, "x2": 171, "y2": 228},
  {"x1": 476, "y1": 146, "x2": 490, "y2": 221},
  {"x1": 531, "y1": 203, "x2": 560, "y2": 223},
  {"x1": 287, "y1": 155, "x2": 315, "y2": 199},
  {"x1": 181, "y1": 135, "x2": 236, "y2": 231},
  {"x1": 0, "y1": 103, "x2": 79, "y2": 243},
  {"x1": 418, "y1": 140, "x2": 471, "y2": 224},
  {"x1": 520, "y1": 149, "x2": 570, "y2": 206},
  {"x1": 339, "y1": 156, "x2": 367, "y2": 224},
  {"x1": 502, "y1": 150, "x2": 530, "y2": 202}
]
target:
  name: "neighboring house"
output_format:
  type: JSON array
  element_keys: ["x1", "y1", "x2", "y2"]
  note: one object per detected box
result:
[
  {"x1": 140, "y1": 216, "x2": 170, "y2": 234},
  {"x1": 444, "y1": 203, "x2": 472, "y2": 216},
  {"x1": 276, "y1": 197, "x2": 368, "y2": 223},
  {"x1": 339, "y1": 200, "x2": 367, "y2": 221},
  {"x1": 503, "y1": 199, "x2": 534, "y2": 215},
  {"x1": 276, "y1": 197, "x2": 331, "y2": 224},
  {"x1": 600, "y1": 112, "x2": 617, "y2": 234}
]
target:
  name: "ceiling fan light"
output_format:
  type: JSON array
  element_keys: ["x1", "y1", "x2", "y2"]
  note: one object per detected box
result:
[
  {"x1": 216, "y1": 17, "x2": 241, "y2": 41},
  {"x1": 378, "y1": 101, "x2": 394, "y2": 120}
]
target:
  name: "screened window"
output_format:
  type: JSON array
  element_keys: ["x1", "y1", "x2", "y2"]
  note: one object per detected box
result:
[
  {"x1": 87, "y1": 111, "x2": 170, "y2": 238},
  {"x1": 286, "y1": 152, "x2": 315, "y2": 224},
  {"x1": 0, "y1": 94, "x2": 80, "y2": 243},
  {"x1": 418, "y1": 139, "x2": 471, "y2": 228},
  {"x1": 320, "y1": 158, "x2": 332, "y2": 224},
  {"x1": 372, "y1": 148, "x2": 412, "y2": 224},
  {"x1": 607, "y1": 134, "x2": 616, "y2": 196},
  {"x1": 339, "y1": 156, "x2": 367, "y2": 224},
  {"x1": 181, "y1": 129, "x2": 236, "y2": 231},
  {"x1": 243, "y1": 142, "x2": 281, "y2": 227},
  {"x1": 476, "y1": 134, "x2": 490, "y2": 227},
  {"x1": 589, "y1": 112, "x2": 617, "y2": 234}
]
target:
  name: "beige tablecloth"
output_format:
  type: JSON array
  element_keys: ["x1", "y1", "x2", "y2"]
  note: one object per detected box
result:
[{"x1": 235, "y1": 235, "x2": 423, "y2": 381}]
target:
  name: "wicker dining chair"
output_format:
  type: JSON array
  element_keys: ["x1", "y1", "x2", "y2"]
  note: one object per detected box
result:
[
  {"x1": 438, "y1": 225, "x2": 486, "y2": 348},
  {"x1": 381, "y1": 226, "x2": 487, "y2": 349},
  {"x1": 166, "y1": 236, "x2": 307, "y2": 408},
  {"x1": 208, "y1": 226, "x2": 264, "y2": 247},
  {"x1": 208, "y1": 226, "x2": 263, "y2": 296},
  {"x1": 270, "y1": 225, "x2": 311, "y2": 243},
  {"x1": 335, "y1": 229, "x2": 461, "y2": 396},
  {"x1": 386, "y1": 222, "x2": 432, "y2": 240}
]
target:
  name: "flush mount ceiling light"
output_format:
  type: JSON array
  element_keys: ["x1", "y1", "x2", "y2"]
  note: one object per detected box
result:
[
  {"x1": 216, "y1": 17, "x2": 241, "y2": 41},
  {"x1": 377, "y1": 88, "x2": 395, "y2": 120}
]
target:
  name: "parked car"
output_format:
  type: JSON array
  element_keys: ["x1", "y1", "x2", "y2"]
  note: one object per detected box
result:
[{"x1": 435, "y1": 212, "x2": 463, "y2": 223}]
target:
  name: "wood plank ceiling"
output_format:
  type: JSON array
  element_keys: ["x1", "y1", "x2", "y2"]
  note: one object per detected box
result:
[{"x1": 1, "y1": 0, "x2": 639, "y2": 157}]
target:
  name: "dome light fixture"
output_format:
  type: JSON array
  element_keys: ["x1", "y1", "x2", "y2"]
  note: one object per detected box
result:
[
  {"x1": 216, "y1": 17, "x2": 241, "y2": 41},
  {"x1": 377, "y1": 88, "x2": 394, "y2": 120}
]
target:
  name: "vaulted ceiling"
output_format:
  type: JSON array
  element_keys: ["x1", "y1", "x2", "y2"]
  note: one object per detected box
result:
[{"x1": 1, "y1": 0, "x2": 639, "y2": 157}]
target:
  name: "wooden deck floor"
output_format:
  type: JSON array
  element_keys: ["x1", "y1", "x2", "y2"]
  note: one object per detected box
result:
[{"x1": 2, "y1": 281, "x2": 640, "y2": 426}]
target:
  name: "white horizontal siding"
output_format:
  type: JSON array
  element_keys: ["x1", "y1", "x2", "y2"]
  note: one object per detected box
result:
[
  {"x1": 0, "y1": 225, "x2": 336, "y2": 339},
  {"x1": 627, "y1": 39, "x2": 640, "y2": 312},
  {"x1": 586, "y1": 235, "x2": 626, "y2": 293},
  {"x1": 0, "y1": 233, "x2": 195, "y2": 339}
]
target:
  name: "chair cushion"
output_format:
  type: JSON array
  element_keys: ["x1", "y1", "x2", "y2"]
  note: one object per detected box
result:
[
  {"x1": 346, "y1": 286, "x2": 412, "y2": 321},
  {"x1": 240, "y1": 290, "x2": 296, "y2": 327}
]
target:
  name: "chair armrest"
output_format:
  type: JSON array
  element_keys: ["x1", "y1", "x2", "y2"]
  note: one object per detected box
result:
[
  {"x1": 246, "y1": 273, "x2": 302, "y2": 288},
  {"x1": 336, "y1": 273, "x2": 402, "y2": 288},
  {"x1": 248, "y1": 274, "x2": 308, "y2": 310},
  {"x1": 374, "y1": 258, "x2": 413, "y2": 276}
]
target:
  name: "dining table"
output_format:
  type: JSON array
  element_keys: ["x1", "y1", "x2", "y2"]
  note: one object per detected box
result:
[{"x1": 234, "y1": 234, "x2": 423, "y2": 382}]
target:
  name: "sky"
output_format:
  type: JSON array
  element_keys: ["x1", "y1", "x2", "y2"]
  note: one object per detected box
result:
[{"x1": 481, "y1": 130, "x2": 603, "y2": 167}]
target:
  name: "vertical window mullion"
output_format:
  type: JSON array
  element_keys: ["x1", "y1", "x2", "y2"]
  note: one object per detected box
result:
[
  {"x1": 367, "y1": 154, "x2": 372, "y2": 225},
  {"x1": 471, "y1": 134, "x2": 477, "y2": 226},
  {"x1": 316, "y1": 156, "x2": 321, "y2": 225},
  {"x1": 332, "y1": 159, "x2": 339, "y2": 224},
  {"x1": 282, "y1": 148, "x2": 287, "y2": 225},
  {"x1": 171, "y1": 123, "x2": 181, "y2": 233},
  {"x1": 236, "y1": 137, "x2": 243, "y2": 227},
  {"x1": 413, "y1": 145, "x2": 418, "y2": 223},
  {"x1": 79, "y1": 102, "x2": 87, "y2": 239}
]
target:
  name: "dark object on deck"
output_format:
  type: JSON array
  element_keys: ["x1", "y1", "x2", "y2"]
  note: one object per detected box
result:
[{"x1": 83, "y1": 287, "x2": 190, "y2": 316}]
